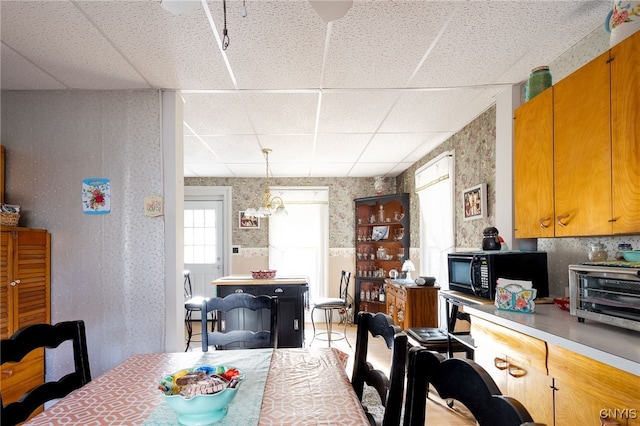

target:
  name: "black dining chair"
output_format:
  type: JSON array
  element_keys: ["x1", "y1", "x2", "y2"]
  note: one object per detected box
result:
[
  {"x1": 352, "y1": 311, "x2": 408, "y2": 426},
  {"x1": 201, "y1": 293, "x2": 278, "y2": 351},
  {"x1": 1, "y1": 320, "x2": 92, "y2": 426},
  {"x1": 402, "y1": 346, "x2": 546, "y2": 426},
  {"x1": 310, "y1": 270, "x2": 352, "y2": 347},
  {"x1": 183, "y1": 270, "x2": 215, "y2": 351}
]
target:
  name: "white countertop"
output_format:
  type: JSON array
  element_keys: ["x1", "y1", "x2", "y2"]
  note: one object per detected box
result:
[
  {"x1": 464, "y1": 304, "x2": 640, "y2": 376},
  {"x1": 212, "y1": 275, "x2": 309, "y2": 285}
]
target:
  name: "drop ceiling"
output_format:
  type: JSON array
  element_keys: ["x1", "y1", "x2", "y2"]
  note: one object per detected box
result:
[{"x1": 1, "y1": 0, "x2": 611, "y2": 178}]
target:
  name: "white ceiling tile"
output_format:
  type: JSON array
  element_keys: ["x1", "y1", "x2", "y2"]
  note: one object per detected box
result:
[
  {"x1": 359, "y1": 133, "x2": 429, "y2": 163},
  {"x1": 1, "y1": 1, "x2": 149, "y2": 89},
  {"x1": 189, "y1": 134, "x2": 263, "y2": 163},
  {"x1": 319, "y1": 91, "x2": 400, "y2": 133},
  {"x1": 403, "y1": 133, "x2": 455, "y2": 163},
  {"x1": 1, "y1": 0, "x2": 610, "y2": 178},
  {"x1": 256, "y1": 135, "x2": 315, "y2": 161},
  {"x1": 79, "y1": 1, "x2": 234, "y2": 90},
  {"x1": 242, "y1": 92, "x2": 319, "y2": 134},
  {"x1": 182, "y1": 93, "x2": 255, "y2": 134},
  {"x1": 1, "y1": 44, "x2": 67, "y2": 90},
  {"x1": 387, "y1": 162, "x2": 415, "y2": 178},
  {"x1": 309, "y1": 162, "x2": 355, "y2": 177},
  {"x1": 313, "y1": 133, "x2": 371, "y2": 162},
  {"x1": 184, "y1": 135, "x2": 223, "y2": 164},
  {"x1": 221, "y1": 1, "x2": 327, "y2": 89},
  {"x1": 349, "y1": 162, "x2": 398, "y2": 178},
  {"x1": 324, "y1": 1, "x2": 451, "y2": 88}
]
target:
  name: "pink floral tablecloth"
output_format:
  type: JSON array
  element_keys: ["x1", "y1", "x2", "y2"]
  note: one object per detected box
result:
[{"x1": 23, "y1": 348, "x2": 370, "y2": 425}]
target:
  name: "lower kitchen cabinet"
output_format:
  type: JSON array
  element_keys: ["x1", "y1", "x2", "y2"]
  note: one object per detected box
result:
[
  {"x1": 385, "y1": 281, "x2": 438, "y2": 331},
  {"x1": 472, "y1": 317, "x2": 554, "y2": 426},
  {"x1": 216, "y1": 282, "x2": 308, "y2": 348},
  {"x1": 472, "y1": 316, "x2": 640, "y2": 426},
  {"x1": 549, "y1": 344, "x2": 640, "y2": 426}
]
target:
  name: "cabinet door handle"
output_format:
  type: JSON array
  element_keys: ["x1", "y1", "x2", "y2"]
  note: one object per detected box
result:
[
  {"x1": 494, "y1": 357, "x2": 509, "y2": 370},
  {"x1": 1, "y1": 368, "x2": 13, "y2": 379},
  {"x1": 539, "y1": 218, "x2": 551, "y2": 228},
  {"x1": 10, "y1": 279, "x2": 21, "y2": 286},
  {"x1": 557, "y1": 214, "x2": 569, "y2": 227},
  {"x1": 293, "y1": 319, "x2": 299, "y2": 330},
  {"x1": 274, "y1": 288, "x2": 283, "y2": 293},
  {"x1": 508, "y1": 364, "x2": 527, "y2": 378}
]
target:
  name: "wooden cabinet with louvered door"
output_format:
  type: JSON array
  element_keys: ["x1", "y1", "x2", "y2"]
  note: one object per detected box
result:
[
  {"x1": 611, "y1": 30, "x2": 640, "y2": 235},
  {"x1": 553, "y1": 50, "x2": 612, "y2": 237},
  {"x1": 0, "y1": 227, "x2": 51, "y2": 407},
  {"x1": 514, "y1": 88, "x2": 555, "y2": 238}
]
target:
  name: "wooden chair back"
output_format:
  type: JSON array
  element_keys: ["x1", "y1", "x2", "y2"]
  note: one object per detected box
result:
[
  {"x1": 352, "y1": 312, "x2": 407, "y2": 426},
  {"x1": 201, "y1": 293, "x2": 278, "y2": 351},
  {"x1": 403, "y1": 347, "x2": 544, "y2": 426},
  {"x1": 1, "y1": 320, "x2": 91, "y2": 426}
]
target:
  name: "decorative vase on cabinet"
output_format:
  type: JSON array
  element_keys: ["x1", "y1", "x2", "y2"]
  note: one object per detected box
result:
[{"x1": 354, "y1": 193, "x2": 409, "y2": 322}]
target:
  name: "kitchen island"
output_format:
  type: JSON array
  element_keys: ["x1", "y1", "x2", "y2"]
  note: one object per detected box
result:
[
  {"x1": 465, "y1": 303, "x2": 639, "y2": 426},
  {"x1": 212, "y1": 276, "x2": 309, "y2": 348}
]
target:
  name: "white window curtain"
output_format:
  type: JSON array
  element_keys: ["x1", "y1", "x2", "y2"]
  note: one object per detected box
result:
[
  {"x1": 415, "y1": 151, "x2": 455, "y2": 298},
  {"x1": 268, "y1": 187, "x2": 329, "y2": 304}
]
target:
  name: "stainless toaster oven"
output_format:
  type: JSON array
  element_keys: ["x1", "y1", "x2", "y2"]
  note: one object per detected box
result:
[{"x1": 568, "y1": 264, "x2": 640, "y2": 332}]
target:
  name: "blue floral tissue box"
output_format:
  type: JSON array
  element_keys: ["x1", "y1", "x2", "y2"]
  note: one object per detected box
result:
[{"x1": 495, "y1": 284, "x2": 537, "y2": 314}]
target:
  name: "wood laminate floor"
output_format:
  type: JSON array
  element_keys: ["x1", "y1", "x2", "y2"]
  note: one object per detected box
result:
[{"x1": 186, "y1": 320, "x2": 476, "y2": 425}]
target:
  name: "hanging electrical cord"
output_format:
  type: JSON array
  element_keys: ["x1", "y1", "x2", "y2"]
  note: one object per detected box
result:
[{"x1": 222, "y1": 0, "x2": 230, "y2": 50}]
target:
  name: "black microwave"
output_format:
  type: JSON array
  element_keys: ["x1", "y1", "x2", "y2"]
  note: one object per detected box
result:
[{"x1": 447, "y1": 251, "x2": 549, "y2": 301}]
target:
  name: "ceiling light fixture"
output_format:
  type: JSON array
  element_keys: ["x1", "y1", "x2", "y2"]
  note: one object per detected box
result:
[
  {"x1": 241, "y1": 0, "x2": 247, "y2": 17},
  {"x1": 244, "y1": 149, "x2": 287, "y2": 218},
  {"x1": 222, "y1": 0, "x2": 230, "y2": 50}
]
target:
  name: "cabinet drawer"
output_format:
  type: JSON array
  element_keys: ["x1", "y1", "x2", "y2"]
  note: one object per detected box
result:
[
  {"x1": 472, "y1": 317, "x2": 547, "y2": 374},
  {"x1": 218, "y1": 284, "x2": 304, "y2": 298},
  {"x1": 387, "y1": 284, "x2": 406, "y2": 300},
  {"x1": 0, "y1": 349, "x2": 44, "y2": 404}
]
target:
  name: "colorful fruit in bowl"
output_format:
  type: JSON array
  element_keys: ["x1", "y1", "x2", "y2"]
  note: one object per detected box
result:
[{"x1": 158, "y1": 365, "x2": 244, "y2": 425}]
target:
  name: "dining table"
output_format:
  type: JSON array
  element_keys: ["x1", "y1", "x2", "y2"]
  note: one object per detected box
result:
[{"x1": 23, "y1": 347, "x2": 370, "y2": 425}]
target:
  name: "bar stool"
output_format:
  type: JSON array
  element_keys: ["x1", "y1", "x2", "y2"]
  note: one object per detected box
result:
[{"x1": 310, "y1": 270, "x2": 352, "y2": 347}]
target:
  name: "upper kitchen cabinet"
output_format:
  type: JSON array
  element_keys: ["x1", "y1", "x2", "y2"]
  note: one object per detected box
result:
[
  {"x1": 553, "y1": 49, "x2": 612, "y2": 237},
  {"x1": 517, "y1": 30, "x2": 639, "y2": 238},
  {"x1": 514, "y1": 88, "x2": 554, "y2": 238},
  {"x1": 610, "y1": 30, "x2": 640, "y2": 234}
]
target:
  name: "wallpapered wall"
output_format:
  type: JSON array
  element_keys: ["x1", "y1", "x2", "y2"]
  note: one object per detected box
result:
[
  {"x1": 397, "y1": 106, "x2": 497, "y2": 250},
  {"x1": 2, "y1": 90, "x2": 165, "y2": 378},
  {"x1": 185, "y1": 176, "x2": 398, "y2": 250}
]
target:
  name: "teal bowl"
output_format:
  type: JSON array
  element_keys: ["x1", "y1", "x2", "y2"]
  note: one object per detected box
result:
[
  {"x1": 621, "y1": 250, "x2": 640, "y2": 262},
  {"x1": 158, "y1": 365, "x2": 243, "y2": 426},
  {"x1": 164, "y1": 387, "x2": 240, "y2": 425}
]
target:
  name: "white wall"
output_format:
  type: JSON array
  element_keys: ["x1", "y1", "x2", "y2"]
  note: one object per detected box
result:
[{"x1": 1, "y1": 90, "x2": 166, "y2": 377}]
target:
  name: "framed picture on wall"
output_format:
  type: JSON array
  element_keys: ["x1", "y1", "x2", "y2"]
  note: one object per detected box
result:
[
  {"x1": 239, "y1": 211, "x2": 260, "y2": 229},
  {"x1": 462, "y1": 183, "x2": 487, "y2": 221}
]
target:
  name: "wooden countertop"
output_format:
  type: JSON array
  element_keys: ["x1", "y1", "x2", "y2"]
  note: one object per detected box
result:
[
  {"x1": 464, "y1": 303, "x2": 640, "y2": 376},
  {"x1": 212, "y1": 275, "x2": 309, "y2": 286}
]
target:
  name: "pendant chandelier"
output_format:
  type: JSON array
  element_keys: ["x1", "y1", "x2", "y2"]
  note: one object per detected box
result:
[{"x1": 244, "y1": 149, "x2": 287, "y2": 218}]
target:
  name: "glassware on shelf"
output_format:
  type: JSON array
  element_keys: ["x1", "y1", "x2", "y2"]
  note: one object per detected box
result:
[
  {"x1": 378, "y1": 205, "x2": 385, "y2": 223},
  {"x1": 397, "y1": 248, "x2": 405, "y2": 260},
  {"x1": 394, "y1": 228, "x2": 404, "y2": 241}
]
